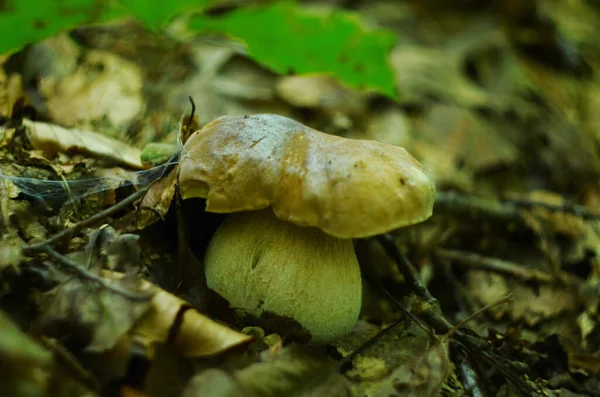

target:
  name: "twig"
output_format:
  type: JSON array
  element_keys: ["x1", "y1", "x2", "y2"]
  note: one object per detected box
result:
[
  {"x1": 363, "y1": 269, "x2": 431, "y2": 333},
  {"x1": 338, "y1": 316, "x2": 405, "y2": 373},
  {"x1": 435, "y1": 191, "x2": 600, "y2": 223},
  {"x1": 376, "y1": 235, "x2": 543, "y2": 396},
  {"x1": 24, "y1": 186, "x2": 150, "y2": 254},
  {"x1": 509, "y1": 198, "x2": 600, "y2": 220},
  {"x1": 446, "y1": 294, "x2": 513, "y2": 337},
  {"x1": 377, "y1": 234, "x2": 438, "y2": 306},
  {"x1": 39, "y1": 244, "x2": 151, "y2": 301},
  {"x1": 435, "y1": 248, "x2": 581, "y2": 287}
]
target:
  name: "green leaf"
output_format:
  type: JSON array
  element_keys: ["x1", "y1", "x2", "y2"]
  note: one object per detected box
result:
[
  {"x1": 117, "y1": 0, "x2": 217, "y2": 29},
  {"x1": 0, "y1": 0, "x2": 125, "y2": 54},
  {"x1": 189, "y1": 2, "x2": 398, "y2": 98}
]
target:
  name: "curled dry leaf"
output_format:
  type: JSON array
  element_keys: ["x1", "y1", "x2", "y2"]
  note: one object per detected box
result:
[
  {"x1": 40, "y1": 267, "x2": 250, "y2": 359},
  {"x1": 23, "y1": 119, "x2": 143, "y2": 169},
  {"x1": 136, "y1": 167, "x2": 178, "y2": 228},
  {"x1": 122, "y1": 270, "x2": 252, "y2": 357}
]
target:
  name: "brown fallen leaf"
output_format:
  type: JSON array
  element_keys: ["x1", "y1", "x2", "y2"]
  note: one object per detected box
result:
[
  {"x1": 38, "y1": 271, "x2": 154, "y2": 352},
  {"x1": 0, "y1": 310, "x2": 54, "y2": 396},
  {"x1": 276, "y1": 74, "x2": 366, "y2": 115},
  {"x1": 125, "y1": 271, "x2": 252, "y2": 357},
  {"x1": 0, "y1": 54, "x2": 24, "y2": 121},
  {"x1": 0, "y1": 179, "x2": 29, "y2": 270},
  {"x1": 135, "y1": 166, "x2": 179, "y2": 229},
  {"x1": 23, "y1": 119, "x2": 143, "y2": 169},
  {"x1": 335, "y1": 322, "x2": 451, "y2": 397},
  {"x1": 1, "y1": 309, "x2": 101, "y2": 396},
  {"x1": 38, "y1": 48, "x2": 144, "y2": 133},
  {"x1": 512, "y1": 190, "x2": 588, "y2": 238},
  {"x1": 182, "y1": 345, "x2": 351, "y2": 397}
]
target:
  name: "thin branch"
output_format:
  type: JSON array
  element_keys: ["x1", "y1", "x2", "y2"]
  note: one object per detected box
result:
[
  {"x1": 435, "y1": 191, "x2": 600, "y2": 223},
  {"x1": 446, "y1": 294, "x2": 513, "y2": 337},
  {"x1": 24, "y1": 186, "x2": 150, "y2": 254},
  {"x1": 376, "y1": 235, "x2": 542, "y2": 396},
  {"x1": 39, "y1": 244, "x2": 151, "y2": 301},
  {"x1": 377, "y1": 234, "x2": 438, "y2": 306},
  {"x1": 435, "y1": 248, "x2": 581, "y2": 287},
  {"x1": 338, "y1": 316, "x2": 405, "y2": 373}
]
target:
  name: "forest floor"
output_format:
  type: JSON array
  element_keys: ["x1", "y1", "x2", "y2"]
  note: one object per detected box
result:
[{"x1": 2, "y1": 1, "x2": 600, "y2": 397}]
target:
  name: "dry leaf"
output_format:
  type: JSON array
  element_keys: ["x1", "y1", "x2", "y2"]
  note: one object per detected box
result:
[
  {"x1": 0, "y1": 179, "x2": 28, "y2": 270},
  {"x1": 517, "y1": 190, "x2": 587, "y2": 238},
  {"x1": 136, "y1": 167, "x2": 178, "y2": 228},
  {"x1": 24, "y1": 119, "x2": 143, "y2": 169},
  {"x1": 413, "y1": 104, "x2": 517, "y2": 190},
  {"x1": 335, "y1": 322, "x2": 450, "y2": 397},
  {"x1": 38, "y1": 49, "x2": 144, "y2": 133},
  {"x1": 39, "y1": 272, "x2": 154, "y2": 352},
  {"x1": 0, "y1": 310, "x2": 54, "y2": 396},
  {"x1": 466, "y1": 271, "x2": 510, "y2": 321},
  {"x1": 510, "y1": 283, "x2": 576, "y2": 327},
  {"x1": 276, "y1": 74, "x2": 365, "y2": 114},
  {"x1": 182, "y1": 345, "x2": 351, "y2": 397},
  {"x1": 361, "y1": 337, "x2": 450, "y2": 397},
  {"x1": 129, "y1": 273, "x2": 252, "y2": 357}
]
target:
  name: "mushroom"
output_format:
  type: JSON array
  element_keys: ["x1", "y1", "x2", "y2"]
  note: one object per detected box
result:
[{"x1": 178, "y1": 114, "x2": 435, "y2": 343}]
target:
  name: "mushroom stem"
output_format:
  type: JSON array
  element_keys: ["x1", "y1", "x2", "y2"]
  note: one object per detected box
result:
[{"x1": 204, "y1": 209, "x2": 362, "y2": 344}]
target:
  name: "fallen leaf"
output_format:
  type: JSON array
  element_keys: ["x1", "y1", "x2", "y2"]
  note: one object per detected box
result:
[
  {"x1": 0, "y1": 310, "x2": 53, "y2": 396},
  {"x1": 38, "y1": 272, "x2": 154, "y2": 352},
  {"x1": 182, "y1": 345, "x2": 351, "y2": 397},
  {"x1": 513, "y1": 190, "x2": 588, "y2": 238},
  {"x1": 38, "y1": 49, "x2": 144, "y2": 133},
  {"x1": 335, "y1": 322, "x2": 450, "y2": 397},
  {"x1": 413, "y1": 104, "x2": 517, "y2": 190},
  {"x1": 136, "y1": 166, "x2": 178, "y2": 228},
  {"x1": 276, "y1": 74, "x2": 366, "y2": 114},
  {"x1": 24, "y1": 119, "x2": 143, "y2": 169},
  {"x1": 129, "y1": 273, "x2": 252, "y2": 357},
  {"x1": 466, "y1": 271, "x2": 510, "y2": 321},
  {"x1": 510, "y1": 283, "x2": 576, "y2": 327}
]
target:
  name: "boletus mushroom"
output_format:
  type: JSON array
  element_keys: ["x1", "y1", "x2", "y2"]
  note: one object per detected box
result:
[{"x1": 178, "y1": 114, "x2": 435, "y2": 344}]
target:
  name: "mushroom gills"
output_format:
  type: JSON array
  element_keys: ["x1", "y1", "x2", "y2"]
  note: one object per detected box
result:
[{"x1": 204, "y1": 209, "x2": 362, "y2": 344}]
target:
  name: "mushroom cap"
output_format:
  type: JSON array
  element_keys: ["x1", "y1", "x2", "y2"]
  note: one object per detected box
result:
[{"x1": 179, "y1": 114, "x2": 435, "y2": 238}]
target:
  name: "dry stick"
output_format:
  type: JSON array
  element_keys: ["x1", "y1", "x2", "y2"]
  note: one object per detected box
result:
[
  {"x1": 338, "y1": 316, "x2": 405, "y2": 373},
  {"x1": 435, "y1": 191, "x2": 600, "y2": 223},
  {"x1": 435, "y1": 248, "x2": 581, "y2": 287},
  {"x1": 376, "y1": 236, "x2": 541, "y2": 396},
  {"x1": 39, "y1": 244, "x2": 150, "y2": 300},
  {"x1": 23, "y1": 186, "x2": 150, "y2": 254},
  {"x1": 378, "y1": 234, "x2": 439, "y2": 307},
  {"x1": 446, "y1": 294, "x2": 513, "y2": 337},
  {"x1": 22, "y1": 186, "x2": 152, "y2": 300},
  {"x1": 338, "y1": 269, "x2": 434, "y2": 374}
]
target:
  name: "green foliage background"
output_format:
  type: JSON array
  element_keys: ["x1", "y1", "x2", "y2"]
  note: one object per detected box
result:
[{"x1": 0, "y1": 0, "x2": 397, "y2": 97}]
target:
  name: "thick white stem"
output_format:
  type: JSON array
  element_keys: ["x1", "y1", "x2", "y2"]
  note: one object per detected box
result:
[{"x1": 204, "y1": 209, "x2": 362, "y2": 344}]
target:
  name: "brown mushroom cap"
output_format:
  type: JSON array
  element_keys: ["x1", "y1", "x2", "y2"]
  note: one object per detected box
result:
[{"x1": 179, "y1": 114, "x2": 435, "y2": 238}]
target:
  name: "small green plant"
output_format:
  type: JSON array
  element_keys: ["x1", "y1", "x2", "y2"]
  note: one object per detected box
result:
[{"x1": 0, "y1": 0, "x2": 397, "y2": 98}]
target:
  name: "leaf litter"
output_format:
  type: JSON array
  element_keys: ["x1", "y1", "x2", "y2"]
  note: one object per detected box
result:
[{"x1": 2, "y1": 1, "x2": 600, "y2": 397}]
